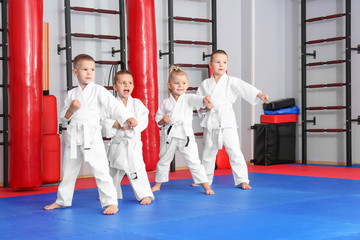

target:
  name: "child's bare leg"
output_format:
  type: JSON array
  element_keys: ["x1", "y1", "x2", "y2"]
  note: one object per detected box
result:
[
  {"x1": 44, "y1": 202, "x2": 66, "y2": 210},
  {"x1": 140, "y1": 197, "x2": 152, "y2": 205},
  {"x1": 238, "y1": 182, "x2": 252, "y2": 190},
  {"x1": 103, "y1": 204, "x2": 118, "y2": 215},
  {"x1": 151, "y1": 182, "x2": 162, "y2": 192},
  {"x1": 201, "y1": 182, "x2": 214, "y2": 195}
]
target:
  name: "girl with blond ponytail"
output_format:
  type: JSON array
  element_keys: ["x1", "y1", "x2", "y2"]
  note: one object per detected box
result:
[{"x1": 152, "y1": 66, "x2": 214, "y2": 195}]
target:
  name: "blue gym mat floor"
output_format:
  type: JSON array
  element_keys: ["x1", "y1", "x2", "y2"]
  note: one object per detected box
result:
[{"x1": 1, "y1": 166, "x2": 360, "y2": 240}]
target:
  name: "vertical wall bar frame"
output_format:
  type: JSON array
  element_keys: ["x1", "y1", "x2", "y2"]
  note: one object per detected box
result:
[
  {"x1": 301, "y1": 0, "x2": 307, "y2": 164},
  {"x1": 168, "y1": 0, "x2": 174, "y2": 67},
  {"x1": 119, "y1": 0, "x2": 126, "y2": 69},
  {"x1": 64, "y1": 0, "x2": 73, "y2": 91},
  {"x1": 345, "y1": 0, "x2": 352, "y2": 166},
  {"x1": 211, "y1": 0, "x2": 217, "y2": 51},
  {"x1": 2, "y1": 0, "x2": 9, "y2": 188}
]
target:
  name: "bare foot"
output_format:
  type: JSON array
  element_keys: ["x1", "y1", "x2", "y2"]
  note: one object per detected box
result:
[
  {"x1": 151, "y1": 182, "x2": 161, "y2": 192},
  {"x1": 238, "y1": 182, "x2": 252, "y2": 190},
  {"x1": 140, "y1": 197, "x2": 152, "y2": 205},
  {"x1": 190, "y1": 183, "x2": 196, "y2": 187},
  {"x1": 201, "y1": 182, "x2": 215, "y2": 195},
  {"x1": 44, "y1": 202, "x2": 66, "y2": 210},
  {"x1": 103, "y1": 204, "x2": 118, "y2": 215},
  {"x1": 97, "y1": 197, "x2": 100, "y2": 200}
]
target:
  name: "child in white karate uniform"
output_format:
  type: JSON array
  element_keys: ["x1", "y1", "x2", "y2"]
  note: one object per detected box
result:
[
  {"x1": 151, "y1": 66, "x2": 214, "y2": 195},
  {"x1": 44, "y1": 54, "x2": 137, "y2": 214},
  {"x1": 197, "y1": 50, "x2": 269, "y2": 189},
  {"x1": 102, "y1": 70, "x2": 155, "y2": 205}
]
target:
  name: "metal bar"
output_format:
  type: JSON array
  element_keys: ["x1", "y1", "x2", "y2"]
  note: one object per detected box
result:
[
  {"x1": 2, "y1": 0, "x2": 8, "y2": 188},
  {"x1": 168, "y1": 0, "x2": 175, "y2": 172},
  {"x1": 301, "y1": 0, "x2": 307, "y2": 164},
  {"x1": 71, "y1": 33, "x2": 120, "y2": 40},
  {"x1": 306, "y1": 13, "x2": 345, "y2": 22},
  {"x1": 307, "y1": 106, "x2": 345, "y2": 110},
  {"x1": 306, "y1": 36, "x2": 345, "y2": 45},
  {"x1": 65, "y1": 0, "x2": 73, "y2": 91},
  {"x1": 71, "y1": 6, "x2": 119, "y2": 15},
  {"x1": 306, "y1": 16, "x2": 324, "y2": 22},
  {"x1": 194, "y1": 18, "x2": 211, "y2": 23},
  {"x1": 174, "y1": 40, "x2": 212, "y2": 45},
  {"x1": 95, "y1": 60, "x2": 122, "y2": 65},
  {"x1": 345, "y1": 0, "x2": 352, "y2": 166},
  {"x1": 327, "y1": 83, "x2": 345, "y2": 87},
  {"x1": 211, "y1": 0, "x2": 217, "y2": 51},
  {"x1": 119, "y1": 0, "x2": 126, "y2": 69},
  {"x1": 98, "y1": 9, "x2": 119, "y2": 14},
  {"x1": 306, "y1": 59, "x2": 345, "y2": 66},
  {"x1": 168, "y1": 0, "x2": 174, "y2": 67},
  {"x1": 176, "y1": 63, "x2": 208, "y2": 68},
  {"x1": 307, "y1": 129, "x2": 345, "y2": 133},
  {"x1": 307, "y1": 83, "x2": 346, "y2": 89},
  {"x1": 173, "y1": 16, "x2": 211, "y2": 23},
  {"x1": 326, "y1": 13, "x2": 345, "y2": 19},
  {"x1": 187, "y1": 87, "x2": 198, "y2": 91}
]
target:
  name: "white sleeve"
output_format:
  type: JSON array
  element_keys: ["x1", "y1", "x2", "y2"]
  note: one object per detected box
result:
[
  {"x1": 60, "y1": 92, "x2": 73, "y2": 123},
  {"x1": 232, "y1": 77, "x2": 261, "y2": 105},
  {"x1": 196, "y1": 84, "x2": 207, "y2": 117},
  {"x1": 130, "y1": 99, "x2": 149, "y2": 136},
  {"x1": 186, "y1": 94, "x2": 205, "y2": 110},
  {"x1": 98, "y1": 87, "x2": 133, "y2": 125},
  {"x1": 155, "y1": 100, "x2": 166, "y2": 127},
  {"x1": 100, "y1": 118, "x2": 117, "y2": 138}
]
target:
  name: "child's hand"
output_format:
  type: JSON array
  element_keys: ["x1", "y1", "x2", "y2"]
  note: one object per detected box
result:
[
  {"x1": 65, "y1": 99, "x2": 81, "y2": 119},
  {"x1": 205, "y1": 103, "x2": 214, "y2": 110},
  {"x1": 69, "y1": 99, "x2": 81, "y2": 112},
  {"x1": 203, "y1": 96, "x2": 211, "y2": 104},
  {"x1": 121, "y1": 125, "x2": 131, "y2": 131},
  {"x1": 126, "y1": 118, "x2": 138, "y2": 128},
  {"x1": 257, "y1": 93, "x2": 269, "y2": 103},
  {"x1": 113, "y1": 121, "x2": 121, "y2": 129},
  {"x1": 162, "y1": 115, "x2": 171, "y2": 124}
]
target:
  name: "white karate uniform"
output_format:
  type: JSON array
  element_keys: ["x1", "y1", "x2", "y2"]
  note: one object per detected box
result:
[
  {"x1": 56, "y1": 82, "x2": 131, "y2": 208},
  {"x1": 197, "y1": 73, "x2": 261, "y2": 186},
  {"x1": 102, "y1": 96, "x2": 154, "y2": 202},
  {"x1": 155, "y1": 94, "x2": 208, "y2": 184}
]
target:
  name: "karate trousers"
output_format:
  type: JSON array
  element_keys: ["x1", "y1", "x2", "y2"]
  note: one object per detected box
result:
[
  {"x1": 56, "y1": 136, "x2": 118, "y2": 208},
  {"x1": 202, "y1": 127, "x2": 249, "y2": 186},
  {"x1": 155, "y1": 137, "x2": 208, "y2": 184},
  {"x1": 109, "y1": 166, "x2": 154, "y2": 201}
]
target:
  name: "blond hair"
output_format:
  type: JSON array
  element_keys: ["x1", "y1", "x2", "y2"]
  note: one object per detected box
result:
[
  {"x1": 167, "y1": 65, "x2": 188, "y2": 96},
  {"x1": 168, "y1": 65, "x2": 188, "y2": 83},
  {"x1": 73, "y1": 54, "x2": 95, "y2": 69}
]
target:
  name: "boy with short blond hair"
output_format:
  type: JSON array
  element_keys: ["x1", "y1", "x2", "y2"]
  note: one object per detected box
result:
[
  {"x1": 197, "y1": 50, "x2": 269, "y2": 189},
  {"x1": 44, "y1": 54, "x2": 137, "y2": 214}
]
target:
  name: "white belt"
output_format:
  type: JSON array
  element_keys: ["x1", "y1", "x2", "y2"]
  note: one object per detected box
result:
[
  {"x1": 206, "y1": 104, "x2": 233, "y2": 149},
  {"x1": 112, "y1": 136, "x2": 138, "y2": 180},
  {"x1": 69, "y1": 123, "x2": 92, "y2": 160}
]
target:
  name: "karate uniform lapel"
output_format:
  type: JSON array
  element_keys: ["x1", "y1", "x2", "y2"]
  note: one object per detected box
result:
[{"x1": 114, "y1": 95, "x2": 138, "y2": 179}]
